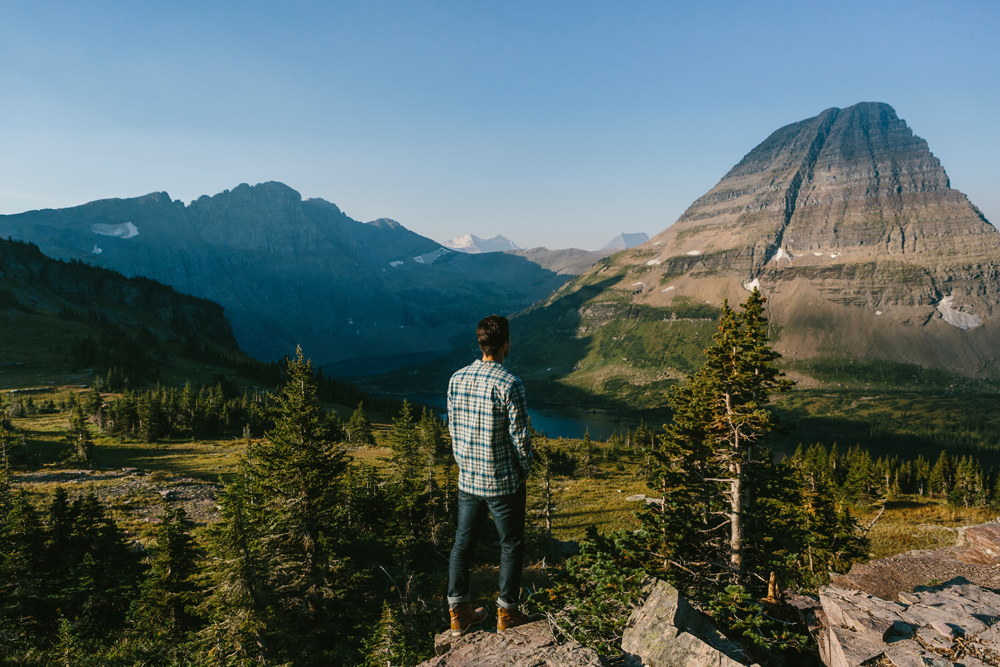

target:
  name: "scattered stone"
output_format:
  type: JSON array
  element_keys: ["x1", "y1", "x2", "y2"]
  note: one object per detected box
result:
[
  {"x1": 11, "y1": 466, "x2": 221, "y2": 524},
  {"x1": 625, "y1": 494, "x2": 646, "y2": 502}
]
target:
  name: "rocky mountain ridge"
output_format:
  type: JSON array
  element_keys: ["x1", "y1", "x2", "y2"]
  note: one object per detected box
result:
[
  {"x1": 0, "y1": 237, "x2": 235, "y2": 346},
  {"x1": 0, "y1": 183, "x2": 604, "y2": 369}
]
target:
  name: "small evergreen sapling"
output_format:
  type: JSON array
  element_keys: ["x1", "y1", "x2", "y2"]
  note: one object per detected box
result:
[{"x1": 347, "y1": 401, "x2": 376, "y2": 446}]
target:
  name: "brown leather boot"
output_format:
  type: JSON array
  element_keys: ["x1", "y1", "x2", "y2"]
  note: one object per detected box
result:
[
  {"x1": 450, "y1": 603, "x2": 487, "y2": 636},
  {"x1": 497, "y1": 607, "x2": 542, "y2": 632}
]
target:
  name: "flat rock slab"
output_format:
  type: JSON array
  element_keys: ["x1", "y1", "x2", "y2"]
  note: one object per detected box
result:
[
  {"x1": 830, "y1": 522, "x2": 1000, "y2": 600},
  {"x1": 423, "y1": 621, "x2": 602, "y2": 667},
  {"x1": 819, "y1": 578, "x2": 1000, "y2": 667}
]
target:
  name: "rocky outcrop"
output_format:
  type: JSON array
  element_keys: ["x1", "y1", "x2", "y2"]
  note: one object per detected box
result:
[
  {"x1": 810, "y1": 521, "x2": 1000, "y2": 667},
  {"x1": 421, "y1": 579, "x2": 759, "y2": 667},
  {"x1": 829, "y1": 523, "x2": 1000, "y2": 600},
  {"x1": 818, "y1": 579, "x2": 1000, "y2": 667},
  {"x1": 423, "y1": 620, "x2": 601, "y2": 667},
  {"x1": 621, "y1": 579, "x2": 759, "y2": 667}
]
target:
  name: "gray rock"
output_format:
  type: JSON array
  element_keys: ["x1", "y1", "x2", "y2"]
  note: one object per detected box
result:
[
  {"x1": 830, "y1": 522, "x2": 1000, "y2": 600},
  {"x1": 422, "y1": 621, "x2": 601, "y2": 667},
  {"x1": 620, "y1": 579, "x2": 758, "y2": 667},
  {"x1": 818, "y1": 577, "x2": 1000, "y2": 667}
]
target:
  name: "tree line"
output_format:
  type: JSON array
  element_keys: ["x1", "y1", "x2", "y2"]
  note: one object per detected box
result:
[{"x1": 786, "y1": 442, "x2": 998, "y2": 509}]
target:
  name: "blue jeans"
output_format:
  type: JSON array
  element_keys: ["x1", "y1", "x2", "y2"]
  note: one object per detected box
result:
[{"x1": 447, "y1": 483, "x2": 526, "y2": 610}]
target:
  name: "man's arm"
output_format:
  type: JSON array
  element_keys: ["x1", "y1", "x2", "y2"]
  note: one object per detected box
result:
[
  {"x1": 446, "y1": 376, "x2": 457, "y2": 443},
  {"x1": 506, "y1": 378, "x2": 532, "y2": 480}
]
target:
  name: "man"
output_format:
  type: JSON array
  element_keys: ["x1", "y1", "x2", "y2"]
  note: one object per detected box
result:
[{"x1": 446, "y1": 314, "x2": 537, "y2": 636}]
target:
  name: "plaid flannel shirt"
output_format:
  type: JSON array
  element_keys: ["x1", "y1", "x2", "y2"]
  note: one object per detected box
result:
[{"x1": 447, "y1": 359, "x2": 532, "y2": 497}]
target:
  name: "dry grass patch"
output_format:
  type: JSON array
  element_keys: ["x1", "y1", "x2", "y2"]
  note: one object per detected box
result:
[{"x1": 855, "y1": 496, "x2": 998, "y2": 559}]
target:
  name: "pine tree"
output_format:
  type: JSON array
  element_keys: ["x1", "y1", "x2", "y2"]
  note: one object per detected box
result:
[
  {"x1": 65, "y1": 402, "x2": 94, "y2": 464},
  {"x1": 363, "y1": 600, "x2": 410, "y2": 667},
  {"x1": 198, "y1": 457, "x2": 270, "y2": 666},
  {"x1": 131, "y1": 508, "x2": 201, "y2": 642},
  {"x1": 686, "y1": 289, "x2": 792, "y2": 581},
  {"x1": 417, "y1": 407, "x2": 442, "y2": 543},
  {"x1": 138, "y1": 390, "x2": 168, "y2": 442},
  {"x1": 843, "y1": 447, "x2": 874, "y2": 504},
  {"x1": 639, "y1": 289, "x2": 802, "y2": 590},
  {"x1": 534, "y1": 438, "x2": 556, "y2": 560},
  {"x1": 347, "y1": 401, "x2": 376, "y2": 446},
  {"x1": 578, "y1": 428, "x2": 599, "y2": 478},
  {"x1": 0, "y1": 490, "x2": 45, "y2": 631},
  {"x1": 245, "y1": 347, "x2": 350, "y2": 654},
  {"x1": 388, "y1": 401, "x2": 423, "y2": 544},
  {"x1": 57, "y1": 493, "x2": 144, "y2": 633},
  {"x1": 929, "y1": 451, "x2": 953, "y2": 498},
  {"x1": 0, "y1": 426, "x2": 10, "y2": 519}
]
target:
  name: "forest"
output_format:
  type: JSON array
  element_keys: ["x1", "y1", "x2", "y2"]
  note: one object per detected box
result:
[{"x1": 3, "y1": 292, "x2": 1000, "y2": 665}]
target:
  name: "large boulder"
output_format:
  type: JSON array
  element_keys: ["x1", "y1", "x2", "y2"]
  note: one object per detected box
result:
[{"x1": 620, "y1": 579, "x2": 759, "y2": 667}]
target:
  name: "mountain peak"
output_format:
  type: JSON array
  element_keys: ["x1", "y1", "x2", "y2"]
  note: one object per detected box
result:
[
  {"x1": 367, "y1": 217, "x2": 404, "y2": 230},
  {"x1": 518, "y1": 102, "x2": 1000, "y2": 384},
  {"x1": 601, "y1": 232, "x2": 649, "y2": 251},
  {"x1": 443, "y1": 234, "x2": 521, "y2": 253}
]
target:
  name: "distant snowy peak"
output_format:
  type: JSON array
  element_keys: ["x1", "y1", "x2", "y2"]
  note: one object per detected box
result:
[
  {"x1": 601, "y1": 232, "x2": 649, "y2": 251},
  {"x1": 443, "y1": 234, "x2": 521, "y2": 254}
]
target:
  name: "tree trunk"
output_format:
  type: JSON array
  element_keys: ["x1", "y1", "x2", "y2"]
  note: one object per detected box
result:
[
  {"x1": 730, "y1": 462, "x2": 743, "y2": 580},
  {"x1": 544, "y1": 468, "x2": 553, "y2": 559},
  {"x1": 661, "y1": 476, "x2": 669, "y2": 569}
]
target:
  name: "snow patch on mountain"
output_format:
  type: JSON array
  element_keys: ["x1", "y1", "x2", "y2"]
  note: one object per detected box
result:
[
  {"x1": 937, "y1": 296, "x2": 981, "y2": 329},
  {"x1": 413, "y1": 248, "x2": 452, "y2": 265},
  {"x1": 770, "y1": 247, "x2": 792, "y2": 263},
  {"x1": 92, "y1": 221, "x2": 139, "y2": 238}
]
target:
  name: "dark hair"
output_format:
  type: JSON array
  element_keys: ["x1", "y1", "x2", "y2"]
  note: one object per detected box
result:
[{"x1": 477, "y1": 314, "x2": 510, "y2": 357}]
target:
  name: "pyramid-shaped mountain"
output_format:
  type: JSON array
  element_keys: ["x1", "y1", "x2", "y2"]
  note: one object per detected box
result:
[{"x1": 508, "y1": 103, "x2": 1000, "y2": 391}]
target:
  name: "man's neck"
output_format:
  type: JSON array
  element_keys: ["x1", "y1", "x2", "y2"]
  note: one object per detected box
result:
[{"x1": 481, "y1": 354, "x2": 503, "y2": 363}]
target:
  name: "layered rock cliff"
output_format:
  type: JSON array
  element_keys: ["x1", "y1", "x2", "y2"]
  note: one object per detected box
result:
[{"x1": 507, "y1": 103, "x2": 1000, "y2": 389}]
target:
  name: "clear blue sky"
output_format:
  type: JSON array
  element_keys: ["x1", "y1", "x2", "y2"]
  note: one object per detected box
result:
[{"x1": 1, "y1": 1, "x2": 997, "y2": 250}]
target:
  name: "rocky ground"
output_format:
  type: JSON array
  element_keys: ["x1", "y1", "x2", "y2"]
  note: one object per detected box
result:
[{"x1": 11, "y1": 466, "x2": 222, "y2": 526}]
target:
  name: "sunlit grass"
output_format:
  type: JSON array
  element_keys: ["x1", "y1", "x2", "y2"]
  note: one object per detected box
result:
[
  {"x1": 855, "y1": 496, "x2": 998, "y2": 559},
  {"x1": 8, "y1": 387, "x2": 1000, "y2": 570}
]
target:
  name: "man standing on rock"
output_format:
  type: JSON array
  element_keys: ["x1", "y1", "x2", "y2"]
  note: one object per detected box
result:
[{"x1": 446, "y1": 314, "x2": 538, "y2": 635}]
